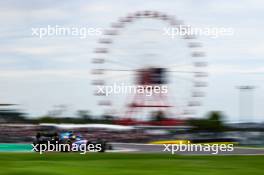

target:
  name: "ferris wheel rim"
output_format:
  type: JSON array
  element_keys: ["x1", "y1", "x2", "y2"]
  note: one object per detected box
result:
[{"x1": 91, "y1": 10, "x2": 208, "y2": 118}]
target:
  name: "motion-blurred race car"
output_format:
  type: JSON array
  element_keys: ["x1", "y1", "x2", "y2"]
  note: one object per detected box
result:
[{"x1": 33, "y1": 131, "x2": 112, "y2": 152}]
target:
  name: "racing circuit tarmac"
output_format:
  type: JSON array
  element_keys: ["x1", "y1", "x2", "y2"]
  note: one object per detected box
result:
[
  {"x1": 1, "y1": 143, "x2": 264, "y2": 155},
  {"x1": 111, "y1": 143, "x2": 264, "y2": 155}
]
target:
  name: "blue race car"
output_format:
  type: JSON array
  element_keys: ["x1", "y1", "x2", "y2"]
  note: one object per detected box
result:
[{"x1": 33, "y1": 131, "x2": 112, "y2": 152}]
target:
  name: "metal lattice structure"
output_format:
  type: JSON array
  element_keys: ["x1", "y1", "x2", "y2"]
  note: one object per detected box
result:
[{"x1": 91, "y1": 10, "x2": 208, "y2": 120}]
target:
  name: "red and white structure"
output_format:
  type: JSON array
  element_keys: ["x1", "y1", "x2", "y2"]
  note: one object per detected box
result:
[{"x1": 91, "y1": 11, "x2": 208, "y2": 122}]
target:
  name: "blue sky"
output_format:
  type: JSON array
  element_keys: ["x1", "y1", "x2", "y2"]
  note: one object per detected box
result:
[{"x1": 0, "y1": 0, "x2": 263, "y2": 122}]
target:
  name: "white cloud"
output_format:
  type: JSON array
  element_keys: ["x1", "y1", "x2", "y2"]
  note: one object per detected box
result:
[{"x1": 208, "y1": 64, "x2": 264, "y2": 75}]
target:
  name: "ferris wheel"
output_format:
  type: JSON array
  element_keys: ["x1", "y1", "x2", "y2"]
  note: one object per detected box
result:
[{"x1": 91, "y1": 10, "x2": 208, "y2": 120}]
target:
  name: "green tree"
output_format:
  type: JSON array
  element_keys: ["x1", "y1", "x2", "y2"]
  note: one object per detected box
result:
[
  {"x1": 187, "y1": 111, "x2": 225, "y2": 133},
  {"x1": 77, "y1": 110, "x2": 91, "y2": 120}
]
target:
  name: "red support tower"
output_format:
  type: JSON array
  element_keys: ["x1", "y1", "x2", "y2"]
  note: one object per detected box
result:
[{"x1": 125, "y1": 67, "x2": 172, "y2": 119}]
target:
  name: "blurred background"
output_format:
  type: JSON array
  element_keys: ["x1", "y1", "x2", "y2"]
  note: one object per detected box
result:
[{"x1": 0, "y1": 0, "x2": 264, "y2": 148}]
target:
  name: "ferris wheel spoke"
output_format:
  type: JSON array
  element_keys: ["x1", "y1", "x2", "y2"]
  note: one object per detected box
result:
[
  {"x1": 167, "y1": 63, "x2": 193, "y2": 69},
  {"x1": 103, "y1": 72, "x2": 134, "y2": 80},
  {"x1": 104, "y1": 68, "x2": 135, "y2": 72},
  {"x1": 167, "y1": 70, "x2": 195, "y2": 73},
  {"x1": 170, "y1": 74, "x2": 193, "y2": 82},
  {"x1": 105, "y1": 59, "x2": 139, "y2": 69}
]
